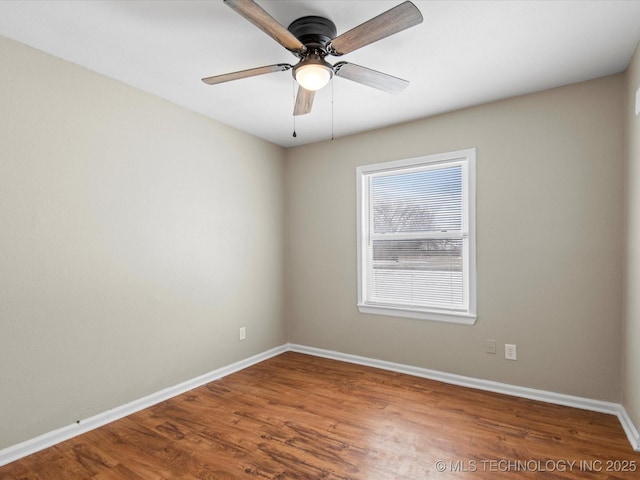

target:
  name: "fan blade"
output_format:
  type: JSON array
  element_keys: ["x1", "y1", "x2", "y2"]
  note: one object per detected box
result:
[
  {"x1": 328, "y1": 1, "x2": 423, "y2": 56},
  {"x1": 294, "y1": 86, "x2": 315, "y2": 116},
  {"x1": 334, "y1": 62, "x2": 408, "y2": 94},
  {"x1": 202, "y1": 64, "x2": 292, "y2": 85},
  {"x1": 224, "y1": 0, "x2": 306, "y2": 53}
]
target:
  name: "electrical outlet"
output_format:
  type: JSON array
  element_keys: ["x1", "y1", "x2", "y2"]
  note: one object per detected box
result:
[
  {"x1": 505, "y1": 344, "x2": 517, "y2": 361},
  {"x1": 486, "y1": 339, "x2": 496, "y2": 354},
  {"x1": 239, "y1": 327, "x2": 246, "y2": 341}
]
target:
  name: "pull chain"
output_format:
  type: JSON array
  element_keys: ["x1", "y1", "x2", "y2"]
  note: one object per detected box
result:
[
  {"x1": 292, "y1": 78, "x2": 297, "y2": 138},
  {"x1": 331, "y1": 77, "x2": 334, "y2": 141}
]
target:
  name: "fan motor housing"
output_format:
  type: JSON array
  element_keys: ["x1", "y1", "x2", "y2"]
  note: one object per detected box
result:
[{"x1": 288, "y1": 16, "x2": 337, "y2": 51}]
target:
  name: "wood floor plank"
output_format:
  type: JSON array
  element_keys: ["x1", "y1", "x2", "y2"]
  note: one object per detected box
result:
[{"x1": 1, "y1": 351, "x2": 639, "y2": 479}]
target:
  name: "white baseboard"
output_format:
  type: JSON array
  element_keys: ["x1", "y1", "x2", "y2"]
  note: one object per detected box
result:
[
  {"x1": 0, "y1": 344, "x2": 287, "y2": 467},
  {"x1": 288, "y1": 343, "x2": 640, "y2": 451},
  {"x1": 2, "y1": 342, "x2": 639, "y2": 468},
  {"x1": 617, "y1": 405, "x2": 640, "y2": 452}
]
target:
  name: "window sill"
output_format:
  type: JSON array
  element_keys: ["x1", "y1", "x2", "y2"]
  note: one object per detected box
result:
[{"x1": 358, "y1": 303, "x2": 477, "y2": 325}]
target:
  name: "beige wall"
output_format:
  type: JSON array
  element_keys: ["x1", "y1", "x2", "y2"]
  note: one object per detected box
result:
[
  {"x1": 624, "y1": 42, "x2": 640, "y2": 437},
  {"x1": 286, "y1": 75, "x2": 625, "y2": 401},
  {"x1": 0, "y1": 36, "x2": 286, "y2": 449}
]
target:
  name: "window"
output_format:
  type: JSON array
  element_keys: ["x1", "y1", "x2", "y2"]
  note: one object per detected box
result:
[{"x1": 356, "y1": 149, "x2": 476, "y2": 324}]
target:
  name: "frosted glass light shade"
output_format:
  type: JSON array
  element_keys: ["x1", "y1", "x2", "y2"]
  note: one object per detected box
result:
[{"x1": 295, "y1": 63, "x2": 332, "y2": 91}]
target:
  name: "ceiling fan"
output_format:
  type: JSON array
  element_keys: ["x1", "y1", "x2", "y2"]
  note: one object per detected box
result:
[{"x1": 202, "y1": 0, "x2": 423, "y2": 116}]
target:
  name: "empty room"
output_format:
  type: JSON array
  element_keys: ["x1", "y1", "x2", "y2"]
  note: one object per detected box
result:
[{"x1": 2, "y1": 0, "x2": 640, "y2": 478}]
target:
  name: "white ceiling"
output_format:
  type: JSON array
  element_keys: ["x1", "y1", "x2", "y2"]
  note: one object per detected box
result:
[{"x1": 1, "y1": 1, "x2": 639, "y2": 147}]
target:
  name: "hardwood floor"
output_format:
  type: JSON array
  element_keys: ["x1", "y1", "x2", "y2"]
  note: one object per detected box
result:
[{"x1": 1, "y1": 351, "x2": 639, "y2": 479}]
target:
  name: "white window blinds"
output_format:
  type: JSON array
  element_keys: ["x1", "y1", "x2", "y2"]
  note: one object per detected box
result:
[{"x1": 357, "y1": 149, "x2": 476, "y2": 324}]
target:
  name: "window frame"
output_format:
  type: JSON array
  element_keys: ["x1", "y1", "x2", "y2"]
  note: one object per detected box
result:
[{"x1": 356, "y1": 148, "x2": 477, "y2": 325}]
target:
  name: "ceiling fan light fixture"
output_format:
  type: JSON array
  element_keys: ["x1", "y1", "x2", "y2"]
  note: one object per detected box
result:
[
  {"x1": 293, "y1": 55, "x2": 333, "y2": 91},
  {"x1": 206, "y1": 0, "x2": 424, "y2": 117}
]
